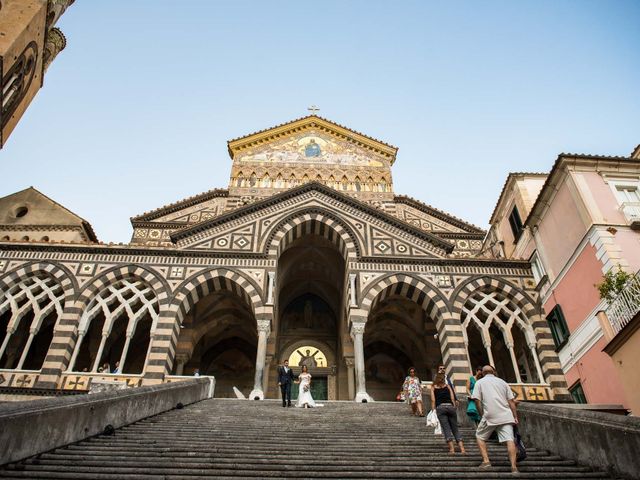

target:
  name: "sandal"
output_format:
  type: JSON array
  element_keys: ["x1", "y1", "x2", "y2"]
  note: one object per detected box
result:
[{"x1": 479, "y1": 462, "x2": 491, "y2": 469}]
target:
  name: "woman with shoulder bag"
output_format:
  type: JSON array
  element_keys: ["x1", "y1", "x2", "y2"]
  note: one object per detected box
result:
[{"x1": 431, "y1": 372, "x2": 466, "y2": 454}]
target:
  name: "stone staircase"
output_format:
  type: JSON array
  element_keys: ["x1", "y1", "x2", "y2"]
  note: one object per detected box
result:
[{"x1": 0, "y1": 399, "x2": 612, "y2": 479}]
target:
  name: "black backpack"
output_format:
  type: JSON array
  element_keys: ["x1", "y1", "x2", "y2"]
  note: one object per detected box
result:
[{"x1": 513, "y1": 425, "x2": 527, "y2": 462}]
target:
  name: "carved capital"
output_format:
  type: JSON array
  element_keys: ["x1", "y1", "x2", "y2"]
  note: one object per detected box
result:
[
  {"x1": 344, "y1": 357, "x2": 355, "y2": 368},
  {"x1": 350, "y1": 321, "x2": 366, "y2": 336},
  {"x1": 256, "y1": 319, "x2": 271, "y2": 334}
]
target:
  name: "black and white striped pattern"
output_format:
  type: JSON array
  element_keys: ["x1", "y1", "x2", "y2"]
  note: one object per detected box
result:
[{"x1": 452, "y1": 275, "x2": 569, "y2": 399}]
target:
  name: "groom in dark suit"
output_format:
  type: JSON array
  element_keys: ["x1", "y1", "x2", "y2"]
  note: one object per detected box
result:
[{"x1": 278, "y1": 359, "x2": 295, "y2": 407}]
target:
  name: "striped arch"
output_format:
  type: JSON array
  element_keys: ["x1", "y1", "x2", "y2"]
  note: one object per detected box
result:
[
  {"x1": 451, "y1": 276, "x2": 568, "y2": 397},
  {"x1": 265, "y1": 208, "x2": 361, "y2": 260},
  {"x1": 0, "y1": 261, "x2": 76, "y2": 306},
  {"x1": 144, "y1": 268, "x2": 265, "y2": 381},
  {"x1": 361, "y1": 273, "x2": 450, "y2": 322},
  {"x1": 360, "y1": 274, "x2": 469, "y2": 386},
  {"x1": 451, "y1": 276, "x2": 539, "y2": 318},
  {"x1": 74, "y1": 265, "x2": 169, "y2": 311},
  {"x1": 35, "y1": 265, "x2": 169, "y2": 388},
  {"x1": 0, "y1": 262, "x2": 76, "y2": 378}
]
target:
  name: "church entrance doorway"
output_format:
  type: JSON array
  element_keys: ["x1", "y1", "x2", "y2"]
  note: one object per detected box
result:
[{"x1": 271, "y1": 230, "x2": 349, "y2": 399}]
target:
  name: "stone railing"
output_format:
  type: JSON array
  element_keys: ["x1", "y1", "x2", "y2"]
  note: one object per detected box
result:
[
  {"x1": 605, "y1": 269, "x2": 640, "y2": 335},
  {"x1": 0, "y1": 377, "x2": 214, "y2": 466}
]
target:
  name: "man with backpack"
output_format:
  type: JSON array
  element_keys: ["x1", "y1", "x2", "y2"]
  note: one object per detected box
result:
[{"x1": 470, "y1": 365, "x2": 520, "y2": 474}]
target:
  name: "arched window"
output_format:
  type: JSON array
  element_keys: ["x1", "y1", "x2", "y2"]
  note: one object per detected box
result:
[
  {"x1": 354, "y1": 176, "x2": 362, "y2": 192},
  {"x1": 275, "y1": 174, "x2": 284, "y2": 188},
  {"x1": 68, "y1": 279, "x2": 159, "y2": 374},
  {"x1": 289, "y1": 174, "x2": 297, "y2": 187},
  {"x1": 341, "y1": 176, "x2": 349, "y2": 191},
  {"x1": 460, "y1": 289, "x2": 543, "y2": 384},
  {"x1": 0, "y1": 273, "x2": 64, "y2": 370},
  {"x1": 302, "y1": 174, "x2": 309, "y2": 184},
  {"x1": 378, "y1": 177, "x2": 387, "y2": 193},
  {"x1": 262, "y1": 174, "x2": 271, "y2": 188},
  {"x1": 236, "y1": 172, "x2": 244, "y2": 187},
  {"x1": 328, "y1": 175, "x2": 336, "y2": 189},
  {"x1": 249, "y1": 173, "x2": 257, "y2": 187},
  {"x1": 367, "y1": 176, "x2": 374, "y2": 192}
]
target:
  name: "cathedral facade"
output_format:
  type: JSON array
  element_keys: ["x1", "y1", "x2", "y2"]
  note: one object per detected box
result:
[{"x1": 0, "y1": 116, "x2": 568, "y2": 401}]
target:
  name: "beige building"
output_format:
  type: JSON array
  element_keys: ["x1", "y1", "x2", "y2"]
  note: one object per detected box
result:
[
  {"x1": 0, "y1": 115, "x2": 568, "y2": 402},
  {"x1": 0, "y1": 0, "x2": 74, "y2": 149}
]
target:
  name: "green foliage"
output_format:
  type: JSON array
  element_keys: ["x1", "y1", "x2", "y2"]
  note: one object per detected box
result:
[{"x1": 595, "y1": 266, "x2": 633, "y2": 302}]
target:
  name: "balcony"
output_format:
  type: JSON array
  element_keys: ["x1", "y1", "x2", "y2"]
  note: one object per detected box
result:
[
  {"x1": 605, "y1": 270, "x2": 640, "y2": 336},
  {"x1": 620, "y1": 202, "x2": 640, "y2": 230}
]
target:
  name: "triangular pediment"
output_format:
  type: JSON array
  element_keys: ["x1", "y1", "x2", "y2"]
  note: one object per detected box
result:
[
  {"x1": 171, "y1": 182, "x2": 454, "y2": 259},
  {"x1": 227, "y1": 115, "x2": 398, "y2": 165},
  {"x1": 0, "y1": 187, "x2": 97, "y2": 242}
]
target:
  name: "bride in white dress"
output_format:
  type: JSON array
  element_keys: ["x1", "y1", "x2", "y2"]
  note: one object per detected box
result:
[{"x1": 295, "y1": 365, "x2": 318, "y2": 408}]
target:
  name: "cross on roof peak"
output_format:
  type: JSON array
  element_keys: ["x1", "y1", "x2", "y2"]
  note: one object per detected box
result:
[{"x1": 307, "y1": 105, "x2": 320, "y2": 115}]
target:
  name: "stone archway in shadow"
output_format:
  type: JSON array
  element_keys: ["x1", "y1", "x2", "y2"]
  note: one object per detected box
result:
[
  {"x1": 174, "y1": 289, "x2": 257, "y2": 398},
  {"x1": 364, "y1": 294, "x2": 443, "y2": 401}
]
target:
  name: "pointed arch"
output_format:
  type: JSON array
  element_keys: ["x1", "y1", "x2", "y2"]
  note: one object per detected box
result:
[{"x1": 264, "y1": 208, "x2": 361, "y2": 260}]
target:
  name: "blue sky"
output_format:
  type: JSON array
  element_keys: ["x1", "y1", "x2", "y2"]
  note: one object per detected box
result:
[{"x1": 1, "y1": 1, "x2": 639, "y2": 242}]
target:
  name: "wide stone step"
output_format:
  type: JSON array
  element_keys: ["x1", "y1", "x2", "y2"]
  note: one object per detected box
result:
[
  {"x1": 0, "y1": 399, "x2": 611, "y2": 479},
  {"x1": 28, "y1": 454, "x2": 579, "y2": 467},
  {"x1": 0, "y1": 464, "x2": 611, "y2": 479}
]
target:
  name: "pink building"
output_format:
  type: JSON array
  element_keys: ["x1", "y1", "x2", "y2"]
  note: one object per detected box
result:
[{"x1": 486, "y1": 146, "x2": 640, "y2": 412}]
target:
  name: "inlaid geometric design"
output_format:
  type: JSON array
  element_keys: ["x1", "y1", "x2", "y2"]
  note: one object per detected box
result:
[{"x1": 375, "y1": 241, "x2": 390, "y2": 253}]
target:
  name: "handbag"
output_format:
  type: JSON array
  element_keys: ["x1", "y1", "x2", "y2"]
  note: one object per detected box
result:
[
  {"x1": 426, "y1": 409, "x2": 441, "y2": 435},
  {"x1": 466, "y1": 397, "x2": 481, "y2": 422},
  {"x1": 513, "y1": 425, "x2": 527, "y2": 462}
]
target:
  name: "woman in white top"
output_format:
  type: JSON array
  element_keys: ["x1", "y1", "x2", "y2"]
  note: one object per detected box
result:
[{"x1": 295, "y1": 365, "x2": 316, "y2": 408}]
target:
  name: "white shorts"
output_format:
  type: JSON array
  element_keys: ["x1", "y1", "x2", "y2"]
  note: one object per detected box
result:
[{"x1": 475, "y1": 418, "x2": 515, "y2": 443}]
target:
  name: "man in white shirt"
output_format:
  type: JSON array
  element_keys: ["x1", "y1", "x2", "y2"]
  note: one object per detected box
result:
[{"x1": 470, "y1": 365, "x2": 519, "y2": 474}]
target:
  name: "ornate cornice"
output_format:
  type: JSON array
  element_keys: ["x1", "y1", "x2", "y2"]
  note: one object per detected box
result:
[
  {"x1": 227, "y1": 115, "x2": 398, "y2": 164},
  {"x1": 436, "y1": 232, "x2": 486, "y2": 240},
  {"x1": 393, "y1": 195, "x2": 485, "y2": 234},
  {"x1": 131, "y1": 189, "x2": 229, "y2": 223},
  {"x1": 0, "y1": 242, "x2": 532, "y2": 271},
  {"x1": 170, "y1": 182, "x2": 455, "y2": 253}
]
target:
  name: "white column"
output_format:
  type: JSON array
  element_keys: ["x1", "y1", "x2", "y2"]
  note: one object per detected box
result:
[
  {"x1": 529, "y1": 343, "x2": 545, "y2": 384},
  {"x1": 345, "y1": 357, "x2": 355, "y2": 400},
  {"x1": 266, "y1": 272, "x2": 275, "y2": 305},
  {"x1": 117, "y1": 334, "x2": 133, "y2": 373},
  {"x1": 507, "y1": 344, "x2": 523, "y2": 383},
  {"x1": 349, "y1": 273, "x2": 357, "y2": 307},
  {"x1": 249, "y1": 319, "x2": 271, "y2": 400},
  {"x1": 67, "y1": 332, "x2": 85, "y2": 372},
  {"x1": 351, "y1": 321, "x2": 373, "y2": 402},
  {"x1": 481, "y1": 330, "x2": 495, "y2": 366},
  {"x1": 92, "y1": 333, "x2": 109, "y2": 372},
  {"x1": 263, "y1": 354, "x2": 273, "y2": 394},
  {"x1": 16, "y1": 327, "x2": 38, "y2": 370}
]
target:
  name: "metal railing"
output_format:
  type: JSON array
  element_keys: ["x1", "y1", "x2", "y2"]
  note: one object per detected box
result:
[{"x1": 606, "y1": 270, "x2": 640, "y2": 335}]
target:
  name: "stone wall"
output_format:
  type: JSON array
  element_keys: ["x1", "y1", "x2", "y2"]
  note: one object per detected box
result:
[{"x1": 0, "y1": 377, "x2": 215, "y2": 466}]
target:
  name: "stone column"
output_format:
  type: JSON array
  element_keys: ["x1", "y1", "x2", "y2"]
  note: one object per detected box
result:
[
  {"x1": 91, "y1": 333, "x2": 109, "y2": 372},
  {"x1": 249, "y1": 319, "x2": 271, "y2": 400},
  {"x1": 117, "y1": 334, "x2": 133, "y2": 373},
  {"x1": 506, "y1": 343, "x2": 523, "y2": 383},
  {"x1": 263, "y1": 354, "x2": 273, "y2": 395},
  {"x1": 66, "y1": 331, "x2": 85, "y2": 372},
  {"x1": 350, "y1": 321, "x2": 373, "y2": 402},
  {"x1": 345, "y1": 357, "x2": 355, "y2": 400},
  {"x1": 16, "y1": 327, "x2": 38, "y2": 370},
  {"x1": 349, "y1": 273, "x2": 357, "y2": 307},
  {"x1": 266, "y1": 272, "x2": 275, "y2": 305},
  {"x1": 174, "y1": 353, "x2": 189, "y2": 376}
]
